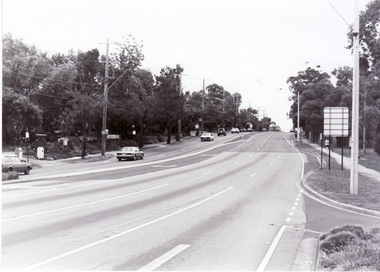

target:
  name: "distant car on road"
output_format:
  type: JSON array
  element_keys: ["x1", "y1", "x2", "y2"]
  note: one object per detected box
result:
[
  {"x1": 247, "y1": 128, "x2": 253, "y2": 132},
  {"x1": 262, "y1": 128, "x2": 267, "y2": 131},
  {"x1": 239, "y1": 128, "x2": 247, "y2": 132},
  {"x1": 200, "y1": 133, "x2": 214, "y2": 141},
  {"x1": 217, "y1": 128, "x2": 226, "y2": 136},
  {"x1": 117, "y1": 147, "x2": 144, "y2": 161},
  {"x1": 231, "y1": 128, "x2": 240, "y2": 134},
  {"x1": 2, "y1": 154, "x2": 32, "y2": 174}
]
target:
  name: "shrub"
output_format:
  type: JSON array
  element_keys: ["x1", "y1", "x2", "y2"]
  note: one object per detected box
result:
[
  {"x1": 143, "y1": 136, "x2": 159, "y2": 144},
  {"x1": 320, "y1": 231, "x2": 358, "y2": 254},
  {"x1": 375, "y1": 123, "x2": 380, "y2": 155},
  {"x1": 120, "y1": 139, "x2": 138, "y2": 147},
  {"x1": 328, "y1": 225, "x2": 371, "y2": 240},
  {"x1": 2, "y1": 171, "x2": 19, "y2": 181}
]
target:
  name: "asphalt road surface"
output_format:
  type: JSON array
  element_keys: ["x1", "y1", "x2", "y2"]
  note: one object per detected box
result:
[{"x1": 2, "y1": 132, "x2": 311, "y2": 271}]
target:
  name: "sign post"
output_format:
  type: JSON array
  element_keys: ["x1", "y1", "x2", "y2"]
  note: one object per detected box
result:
[{"x1": 323, "y1": 107, "x2": 349, "y2": 171}]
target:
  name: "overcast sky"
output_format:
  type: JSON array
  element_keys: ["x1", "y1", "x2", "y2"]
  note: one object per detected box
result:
[{"x1": 2, "y1": 0, "x2": 373, "y2": 130}]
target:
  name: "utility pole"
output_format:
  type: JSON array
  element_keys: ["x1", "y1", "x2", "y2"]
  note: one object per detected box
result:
[
  {"x1": 177, "y1": 74, "x2": 182, "y2": 141},
  {"x1": 201, "y1": 78, "x2": 205, "y2": 135},
  {"x1": 350, "y1": 0, "x2": 359, "y2": 195},
  {"x1": 297, "y1": 91, "x2": 300, "y2": 143},
  {"x1": 101, "y1": 39, "x2": 110, "y2": 156}
]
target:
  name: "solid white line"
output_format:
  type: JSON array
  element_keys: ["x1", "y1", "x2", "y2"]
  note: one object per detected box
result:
[
  {"x1": 152, "y1": 165, "x2": 177, "y2": 168},
  {"x1": 256, "y1": 225, "x2": 286, "y2": 272},
  {"x1": 20, "y1": 187, "x2": 233, "y2": 271},
  {"x1": 3, "y1": 184, "x2": 169, "y2": 222},
  {"x1": 137, "y1": 244, "x2": 190, "y2": 271}
]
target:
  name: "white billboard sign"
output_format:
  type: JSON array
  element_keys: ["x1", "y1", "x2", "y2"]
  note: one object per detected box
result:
[{"x1": 323, "y1": 107, "x2": 349, "y2": 136}]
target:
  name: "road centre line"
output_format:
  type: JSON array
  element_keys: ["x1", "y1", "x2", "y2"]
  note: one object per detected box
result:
[
  {"x1": 3, "y1": 184, "x2": 169, "y2": 222},
  {"x1": 250, "y1": 173, "x2": 257, "y2": 177},
  {"x1": 202, "y1": 171, "x2": 211, "y2": 175},
  {"x1": 20, "y1": 187, "x2": 233, "y2": 271},
  {"x1": 137, "y1": 244, "x2": 190, "y2": 271}
]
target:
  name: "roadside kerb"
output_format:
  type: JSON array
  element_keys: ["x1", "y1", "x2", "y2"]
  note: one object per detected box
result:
[{"x1": 300, "y1": 170, "x2": 380, "y2": 218}]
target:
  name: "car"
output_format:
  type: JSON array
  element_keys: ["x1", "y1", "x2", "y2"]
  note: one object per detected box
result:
[
  {"x1": 117, "y1": 147, "x2": 144, "y2": 161},
  {"x1": 231, "y1": 128, "x2": 240, "y2": 134},
  {"x1": 262, "y1": 128, "x2": 267, "y2": 131},
  {"x1": 200, "y1": 133, "x2": 214, "y2": 141},
  {"x1": 2, "y1": 154, "x2": 32, "y2": 174},
  {"x1": 217, "y1": 128, "x2": 226, "y2": 136},
  {"x1": 247, "y1": 128, "x2": 253, "y2": 132},
  {"x1": 239, "y1": 128, "x2": 247, "y2": 132}
]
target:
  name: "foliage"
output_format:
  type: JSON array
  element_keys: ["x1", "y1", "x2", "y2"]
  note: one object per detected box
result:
[
  {"x1": 154, "y1": 65, "x2": 185, "y2": 144},
  {"x1": 319, "y1": 226, "x2": 380, "y2": 271},
  {"x1": 2, "y1": 171, "x2": 19, "y2": 181}
]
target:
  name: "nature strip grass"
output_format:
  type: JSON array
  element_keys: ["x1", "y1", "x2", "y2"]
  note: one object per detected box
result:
[{"x1": 305, "y1": 167, "x2": 380, "y2": 212}]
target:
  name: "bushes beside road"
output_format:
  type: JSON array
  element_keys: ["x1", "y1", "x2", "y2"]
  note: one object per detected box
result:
[
  {"x1": 2, "y1": 171, "x2": 19, "y2": 181},
  {"x1": 319, "y1": 225, "x2": 380, "y2": 271}
]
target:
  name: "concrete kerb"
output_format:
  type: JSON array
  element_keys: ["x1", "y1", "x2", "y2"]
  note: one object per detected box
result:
[
  {"x1": 292, "y1": 139, "x2": 380, "y2": 271},
  {"x1": 300, "y1": 170, "x2": 380, "y2": 218}
]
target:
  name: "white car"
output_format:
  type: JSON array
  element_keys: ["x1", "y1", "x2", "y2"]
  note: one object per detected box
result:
[
  {"x1": 231, "y1": 128, "x2": 240, "y2": 134},
  {"x1": 200, "y1": 133, "x2": 214, "y2": 141}
]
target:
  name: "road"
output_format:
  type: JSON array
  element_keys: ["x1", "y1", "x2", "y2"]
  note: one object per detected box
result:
[{"x1": 2, "y1": 132, "x2": 307, "y2": 271}]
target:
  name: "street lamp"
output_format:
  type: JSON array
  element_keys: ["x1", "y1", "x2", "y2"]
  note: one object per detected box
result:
[{"x1": 297, "y1": 90, "x2": 300, "y2": 143}]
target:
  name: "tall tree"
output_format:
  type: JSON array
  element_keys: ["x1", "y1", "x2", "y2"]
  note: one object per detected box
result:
[{"x1": 154, "y1": 65, "x2": 185, "y2": 144}]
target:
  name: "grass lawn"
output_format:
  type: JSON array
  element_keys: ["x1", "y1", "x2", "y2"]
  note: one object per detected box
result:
[
  {"x1": 297, "y1": 142, "x2": 380, "y2": 212},
  {"x1": 306, "y1": 167, "x2": 380, "y2": 212},
  {"x1": 328, "y1": 146, "x2": 380, "y2": 173}
]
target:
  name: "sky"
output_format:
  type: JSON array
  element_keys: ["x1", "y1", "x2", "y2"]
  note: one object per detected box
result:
[{"x1": 2, "y1": 0, "x2": 373, "y2": 131}]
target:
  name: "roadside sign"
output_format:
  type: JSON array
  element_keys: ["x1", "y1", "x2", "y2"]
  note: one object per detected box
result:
[
  {"x1": 106, "y1": 134, "x2": 120, "y2": 140},
  {"x1": 323, "y1": 107, "x2": 349, "y2": 136}
]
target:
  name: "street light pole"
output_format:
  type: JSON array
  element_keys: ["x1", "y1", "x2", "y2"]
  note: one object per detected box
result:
[
  {"x1": 350, "y1": 0, "x2": 359, "y2": 195},
  {"x1": 101, "y1": 39, "x2": 110, "y2": 156},
  {"x1": 297, "y1": 91, "x2": 300, "y2": 142},
  {"x1": 177, "y1": 74, "x2": 182, "y2": 142}
]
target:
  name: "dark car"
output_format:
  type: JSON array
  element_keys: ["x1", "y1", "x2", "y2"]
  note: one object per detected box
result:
[
  {"x1": 217, "y1": 128, "x2": 226, "y2": 136},
  {"x1": 117, "y1": 147, "x2": 144, "y2": 161},
  {"x1": 2, "y1": 154, "x2": 32, "y2": 174}
]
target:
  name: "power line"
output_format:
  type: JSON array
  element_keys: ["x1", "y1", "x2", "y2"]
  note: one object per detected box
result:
[{"x1": 326, "y1": 0, "x2": 350, "y2": 27}]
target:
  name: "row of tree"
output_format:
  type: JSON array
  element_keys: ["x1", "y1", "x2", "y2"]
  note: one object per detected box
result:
[
  {"x1": 286, "y1": 0, "x2": 380, "y2": 154},
  {"x1": 2, "y1": 34, "x2": 271, "y2": 151}
]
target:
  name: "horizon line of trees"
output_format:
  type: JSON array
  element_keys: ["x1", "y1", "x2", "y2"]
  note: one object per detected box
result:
[
  {"x1": 286, "y1": 0, "x2": 380, "y2": 154},
  {"x1": 2, "y1": 33, "x2": 272, "y2": 153}
]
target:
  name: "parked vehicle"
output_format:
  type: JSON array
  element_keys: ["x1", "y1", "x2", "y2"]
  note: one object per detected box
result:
[
  {"x1": 117, "y1": 147, "x2": 144, "y2": 161},
  {"x1": 247, "y1": 128, "x2": 253, "y2": 132},
  {"x1": 2, "y1": 154, "x2": 32, "y2": 174},
  {"x1": 200, "y1": 133, "x2": 214, "y2": 141},
  {"x1": 231, "y1": 128, "x2": 240, "y2": 134},
  {"x1": 217, "y1": 128, "x2": 226, "y2": 136},
  {"x1": 240, "y1": 128, "x2": 247, "y2": 132}
]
